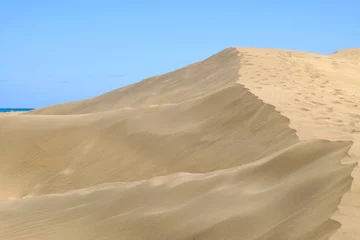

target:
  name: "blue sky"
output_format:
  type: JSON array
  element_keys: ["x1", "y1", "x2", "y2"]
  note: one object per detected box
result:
[{"x1": 1, "y1": 1, "x2": 359, "y2": 108}]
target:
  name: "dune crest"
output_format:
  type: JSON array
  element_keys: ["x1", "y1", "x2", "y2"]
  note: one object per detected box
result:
[
  {"x1": 332, "y1": 48, "x2": 360, "y2": 60},
  {"x1": 0, "y1": 47, "x2": 359, "y2": 239}
]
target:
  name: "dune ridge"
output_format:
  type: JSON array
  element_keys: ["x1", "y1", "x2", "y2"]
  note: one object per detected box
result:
[
  {"x1": 0, "y1": 47, "x2": 359, "y2": 239},
  {"x1": 234, "y1": 47, "x2": 360, "y2": 239}
]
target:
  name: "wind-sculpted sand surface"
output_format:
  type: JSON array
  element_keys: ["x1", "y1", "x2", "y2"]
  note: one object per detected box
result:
[{"x1": 0, "y1": 47, "x2": 359, "y2": 239}]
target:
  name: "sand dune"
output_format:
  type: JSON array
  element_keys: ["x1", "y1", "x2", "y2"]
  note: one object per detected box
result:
[
  {"x1": 234, "y1": 47, "x2": 360, "y2": 239},
  {"x1": 0, "y1": 47, "x2": 359, "y2": 239},
  {"x1": 0, "y1": 141, "x2": 354, "y2": 240}
]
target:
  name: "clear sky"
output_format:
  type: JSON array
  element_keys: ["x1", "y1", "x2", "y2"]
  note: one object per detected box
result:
[{"x1": 1, "y1": 1, "x2": 359, "y2": 108}]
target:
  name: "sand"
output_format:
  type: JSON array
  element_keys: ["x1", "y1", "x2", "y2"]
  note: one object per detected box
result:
[
  {"x1": 0, "y1": 111, "x2": 26, "y2": 115},
  {"x1": 0, "y1": 47, "x2": 359, "y2": 239}
]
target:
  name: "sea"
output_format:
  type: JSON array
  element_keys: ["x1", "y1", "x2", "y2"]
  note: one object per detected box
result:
[{"x1": 0, "y1": 108, "x2": 34, "y2": 112}]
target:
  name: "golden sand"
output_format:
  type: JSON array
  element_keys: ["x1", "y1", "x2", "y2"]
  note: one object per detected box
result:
[{"x1": 0, "y1": 48, "x2": 359, "y2": 239}]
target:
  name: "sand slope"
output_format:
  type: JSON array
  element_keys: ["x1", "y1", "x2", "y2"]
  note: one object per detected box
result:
[
  {"x1": 0, "y1": 47, "x2": 359, "y2": 239},
  {"x1": 0, "y1": 141, "x2": 354, "y2": 240},
  {"x1": 235, "y1": 47, "x2": 360, "y2": 239}
]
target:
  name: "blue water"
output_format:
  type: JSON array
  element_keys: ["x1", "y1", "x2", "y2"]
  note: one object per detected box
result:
[{"x1": 0, "y1": 108, "x2": 34, "y2": 112}]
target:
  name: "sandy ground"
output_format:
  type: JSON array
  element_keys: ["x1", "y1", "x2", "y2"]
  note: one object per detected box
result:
[
  {"x1": 235, "y1": 47, "x2": 360, "y2": 240},
  {"x1": 0, "y1": 111, "x2": 26, "y2": 115},
  {"x1": 0, "y1": 47, "x2": 359, "y2": 239}
]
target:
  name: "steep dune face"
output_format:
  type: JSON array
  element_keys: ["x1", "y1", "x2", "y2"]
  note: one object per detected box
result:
[
  {"x1": 0, "y1": 84, "x2": 298, "y2": 199},
  {"x1": 0, "y1": 141, "x2": 354, "y2": 240},
  {"x1": 0, "y1": 47, "x2": 359, "y2": 239}
]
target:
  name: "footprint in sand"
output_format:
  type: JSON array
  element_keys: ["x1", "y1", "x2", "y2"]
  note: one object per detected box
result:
[
  {"x1": 311, "y1": 100, "x2": 326, "y2": 106},
  {"x1": 351, "y1": 129, "x2": 360, "y2": 133},
  {"x1": 348, "y1": 113, "x2": 360, "y2": 119}
]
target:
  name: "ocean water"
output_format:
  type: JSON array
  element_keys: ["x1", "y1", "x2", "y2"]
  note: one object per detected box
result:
[{"x1": 0, "y1": 108, "x2": 34, "y2": 112}]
